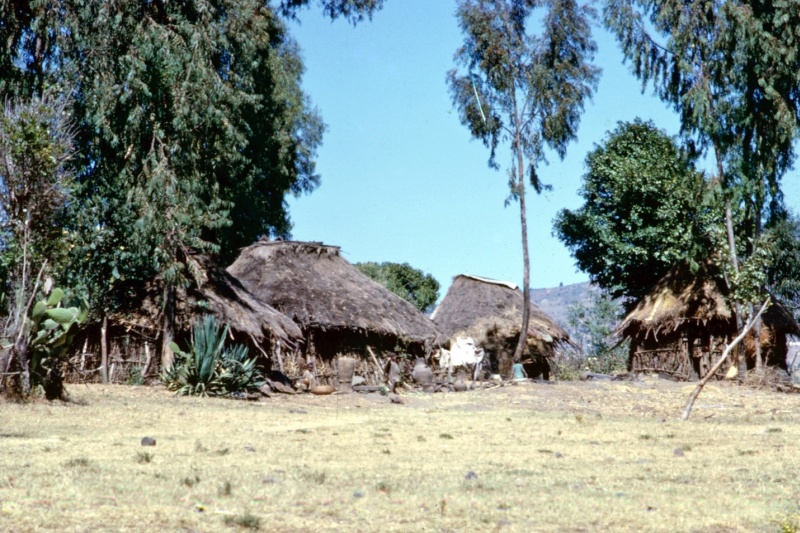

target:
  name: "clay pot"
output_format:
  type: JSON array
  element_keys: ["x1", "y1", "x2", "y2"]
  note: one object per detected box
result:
[{"x1": 337, "y1": 357, "x2": 356, "y2": 392}]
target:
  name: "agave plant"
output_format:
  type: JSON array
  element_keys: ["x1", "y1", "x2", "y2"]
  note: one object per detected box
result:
[{"x1": 162, "y1": 315, "x2": 263, "y2": 396}]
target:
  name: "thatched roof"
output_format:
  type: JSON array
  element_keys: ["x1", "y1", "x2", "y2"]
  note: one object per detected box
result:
[
  {"x1": 431, "y1": 274, "x2": 571, "y2": 346},
  {"x1": 226, "y1": 240, "x2": 440, "y2": 345},
  {"x1": 617, "y1": 260, "x2": 800, "y2": 338},
  {"x1": 116, "y1": 253, "x2": 302, "y2": 345}
]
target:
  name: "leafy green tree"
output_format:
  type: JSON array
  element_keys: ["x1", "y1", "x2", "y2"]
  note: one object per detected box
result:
[
  {"x1": 0, "y1": 1, "x2": 339, "y2": 370},
  {"x1": 356, "y1": 262, "x2": 440, "y2": 314},
  {"x1": 762, "y1": 213, "x2": 800, "y2": 322},
  {"x1": 448, "y1": 0, "x2": 600, "y2": 361},
  {"x1": 604, "y1": 0, "x2": 800, "y2": 374},
  {"x1": 554, "y1": 120, "x2": 710, "y2": 301},
  {"x1": 0, "y1": 94, "x2": 79, "y2": 398},
  {"x1": 278, "y1": 0, "x2": 385, "y2": 22}
]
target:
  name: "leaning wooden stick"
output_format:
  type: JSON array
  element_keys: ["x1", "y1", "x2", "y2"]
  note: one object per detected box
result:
[{"x1": 681, "y1": 297, "x2": 771, "y2": 421}]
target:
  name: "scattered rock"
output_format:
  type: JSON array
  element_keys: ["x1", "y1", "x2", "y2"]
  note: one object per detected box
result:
[
  {"x1": 388, "y1": 393, "x2": 404, "y2": 404},
  {"x1": 141, "y1": 437, "x2": 156, "y2": 447},
  {"x1": 262, "y1": 476, "x2": 280, "y2": 484},
  {"x1": 580, "y1": 372, "x2": 612, "y2": 381},
  {"x1": 465, "y1": 471, "x2": 478, "y2": 480},
  {"x1": 244, "y1": 445, "x2": 256, "y2": 453},
  {"x1": 674, "y1": 447, "x2": 685, "y2": 457},
  {"x1": 259, "y1": 384, "x2": 273, "y2": 397},
  {"x1": 554, "y1": 452, "x2": 564, "y2": 459},
  {"x1": 353, "y1": 490, "x2": 365, "y2": 498}
]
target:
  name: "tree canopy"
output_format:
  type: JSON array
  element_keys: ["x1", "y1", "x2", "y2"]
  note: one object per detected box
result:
[
  {"x1": 355, "y1": 262, "x2": 440, "y2": 314},
  {"x1": 554, "y1": 120, "x2": 710, "y2": 301},
  {"x1": 448, "y1": 0, "x2": 599, "y2": 360},
  {"x1": 603, "y1": 0, "x2": 800, "y2": 298},
  {"x1": 0, "y1": 1, "x2": 343, "y2": 317}
]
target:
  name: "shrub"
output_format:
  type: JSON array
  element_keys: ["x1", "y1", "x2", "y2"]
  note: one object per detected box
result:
[{"x1": 161, "y1": 315, "x2": 263, "y2": 396}]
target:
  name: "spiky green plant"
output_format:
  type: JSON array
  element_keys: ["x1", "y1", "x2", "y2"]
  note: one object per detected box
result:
[
  {"x1": 161, "y1": 316, "x2": 262, "y2": 397},
  {"x1": 2, "y1": 287, "x2": 87, "y2": 399}
]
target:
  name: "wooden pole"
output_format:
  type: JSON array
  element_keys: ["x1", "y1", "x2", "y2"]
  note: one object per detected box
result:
[
  {"x1": 276, "y1": 339, "x2": 285, "y2": 374},
  {"x1": 100, "y1": 315, "x2": 109, "y2": 383},
  {"x1": 682, "y1": 298, "x2": 770, "y2": 421},
  {"x1": 140, "y1": 342, "x2": 152, "y2": 379}
]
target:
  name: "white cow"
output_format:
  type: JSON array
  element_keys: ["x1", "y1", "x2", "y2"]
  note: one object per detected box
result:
[{"x1": 436, "y1": 336, "x2": 486, "y2": 381}]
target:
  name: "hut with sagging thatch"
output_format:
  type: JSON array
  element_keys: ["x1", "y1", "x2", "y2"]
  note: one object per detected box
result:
[
  {"x1": 431, "y1": 274, "x2": 572, "y2": 379},
  {"x1": 227, "y1": 240, "x2": 441, "y2": 366},
  {"x1": 71, "y1": 251, "x2": 302, "y2": 382},
  {"x1": 616, "y1": 260, "x2": 800, "y2": 380}
]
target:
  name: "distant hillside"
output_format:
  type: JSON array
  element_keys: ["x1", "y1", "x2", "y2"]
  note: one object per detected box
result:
[{"x1": 530, "y1": 281, "x2": 596, "y2": 331}]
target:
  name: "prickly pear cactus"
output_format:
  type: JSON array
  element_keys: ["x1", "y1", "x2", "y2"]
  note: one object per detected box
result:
[{"x1": 1, "y1": 288, "x2": 88, "y2": 398}]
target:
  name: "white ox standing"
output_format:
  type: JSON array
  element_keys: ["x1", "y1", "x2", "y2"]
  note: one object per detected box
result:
[{"x1": 436, "y1": 336, "x2": 485, "y2": 381}]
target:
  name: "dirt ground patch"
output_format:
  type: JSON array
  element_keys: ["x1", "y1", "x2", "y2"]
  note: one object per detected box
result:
[{"x1": 2, "y1": 378, "x2": 800, "y2": 532}]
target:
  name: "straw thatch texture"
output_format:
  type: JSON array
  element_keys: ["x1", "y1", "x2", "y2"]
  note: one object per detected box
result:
[
  {"x1": 227, "y1": 240, "x2": 441, "y2": 359},
  {"x1": 67, "y1": 253, "x2": 302, "y2": 383},
  {"x1": 431, "y1": 275, "x2": 571, "y2": 377},
  {"x1": 617, "y1": 260, "x2": 800, "y2": 379}
]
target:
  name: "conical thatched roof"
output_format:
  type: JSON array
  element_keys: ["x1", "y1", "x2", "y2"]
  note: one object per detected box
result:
[
  {"x1": 118, "y1": 252, "x2": 302, "y2": 345},
  {"x1": 226, "y1": 240, "x2": 440, "y2": 346},
  {"x1": 431, "y1": 274, "x2": 571, "y2": 347},
  {"x1": 616, "y1": 260, "x2": 800, "y2": 338}
]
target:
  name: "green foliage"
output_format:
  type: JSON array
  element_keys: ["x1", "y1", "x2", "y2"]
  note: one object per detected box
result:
[
  {"x1": 566, "y1": 290, "x2": 629, "y2": 375},
  {"x1": 448, "y1": 0, "x2": 600, "y2": 177},
  {"x1": 0, "y1": 1, "x2": 326, "y2": 320},
  {"x1": 603, "y1": 0, "x2": 800, "y2": 310},
  {"x1": 2, "y1": 287, "x2": 87, "y2": 399},
  {"x1": 355, "y1": 262, "x2": 440, "y2": 313},
  {"x1": 448, "y1": 0, "x2": 600, "y2": 360},
  {"x1": 278, "y1": 0, "x2": 385, "y2": 23},
  {"x1": 554, "y1": 120, "x2": 711, "y2": 300},
  {"x1": 763, "y1": 213, "x2": 800, "y2": 321},
  {"x1": 0, "y1": 94, "x2": 75, "y2": 307},
  {"x1": 162, "y1": 316, "x2": 262, "y2": 397}
]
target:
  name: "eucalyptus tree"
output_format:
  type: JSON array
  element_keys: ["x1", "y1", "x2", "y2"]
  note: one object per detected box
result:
[
  {"x1": 448, "y1": 0, "x2": 600, "y2": 360},
  {"x1": 603, "y1": 0, "x2": 800, "y2": 373},
  {"x1": 0, "y1": 1, "x2": 350, "y2": 368}
]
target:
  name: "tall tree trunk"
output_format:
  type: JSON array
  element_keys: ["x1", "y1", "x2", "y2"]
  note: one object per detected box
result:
[
  {"x1": 721, "y1": 162, "x2": 747, "y2": 379},
  {"x1": 161, "y1": 285, "x2": 176, "y2": 371},
  {"x1": 100, "y1": 315, "x2": 109, "y2": 383},
  {"x1": 512, "y1": 137, "x2": 531, "y2": 363}
]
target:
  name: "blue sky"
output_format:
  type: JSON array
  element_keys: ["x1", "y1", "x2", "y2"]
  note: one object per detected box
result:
[{"x1": 284, "y1": 0, "x2": 800, "y2": 299}]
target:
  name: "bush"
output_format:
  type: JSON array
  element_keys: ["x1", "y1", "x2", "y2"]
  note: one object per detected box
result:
[{"x1": 161, "y1": 315, "x2": 262, "y2": 396}]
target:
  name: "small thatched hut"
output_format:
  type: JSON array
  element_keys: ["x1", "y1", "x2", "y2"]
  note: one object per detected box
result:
[
  {"x1": 431, "y1": 275, "x2": 572, "y2": 379},
  {"x1": 227, "y1": 240, "x2": 441, "y2": 363},
  {"x1": 71, "y1": 252, "x2": 302, "y2": 381},
  {"x1": 616, "y1": 260, "x2": 800, "y2": 380}
]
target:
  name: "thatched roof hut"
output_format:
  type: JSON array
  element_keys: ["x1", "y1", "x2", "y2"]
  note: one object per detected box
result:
[
  {"x1": 431, "y1": 275, "x2": 572, "y2": 378},
  {"x1": 70, "y1": 252, "x2": 302, "y2": 382},
  {"x1": 227, "y1": 240, "x2": 441, "y2": 360},
  {"x1": 617, "y1": 260, "x2": 800, "y2": 379}
]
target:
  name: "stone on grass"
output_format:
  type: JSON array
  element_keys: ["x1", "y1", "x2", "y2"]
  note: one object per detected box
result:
[{"x1": 141, "y1": 437, "x2": 156, "y2": 447}]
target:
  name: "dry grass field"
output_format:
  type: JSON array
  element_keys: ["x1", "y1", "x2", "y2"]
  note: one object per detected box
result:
[{"x1": 2, "y1": 378, "x2": 800, "y2": 532}]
